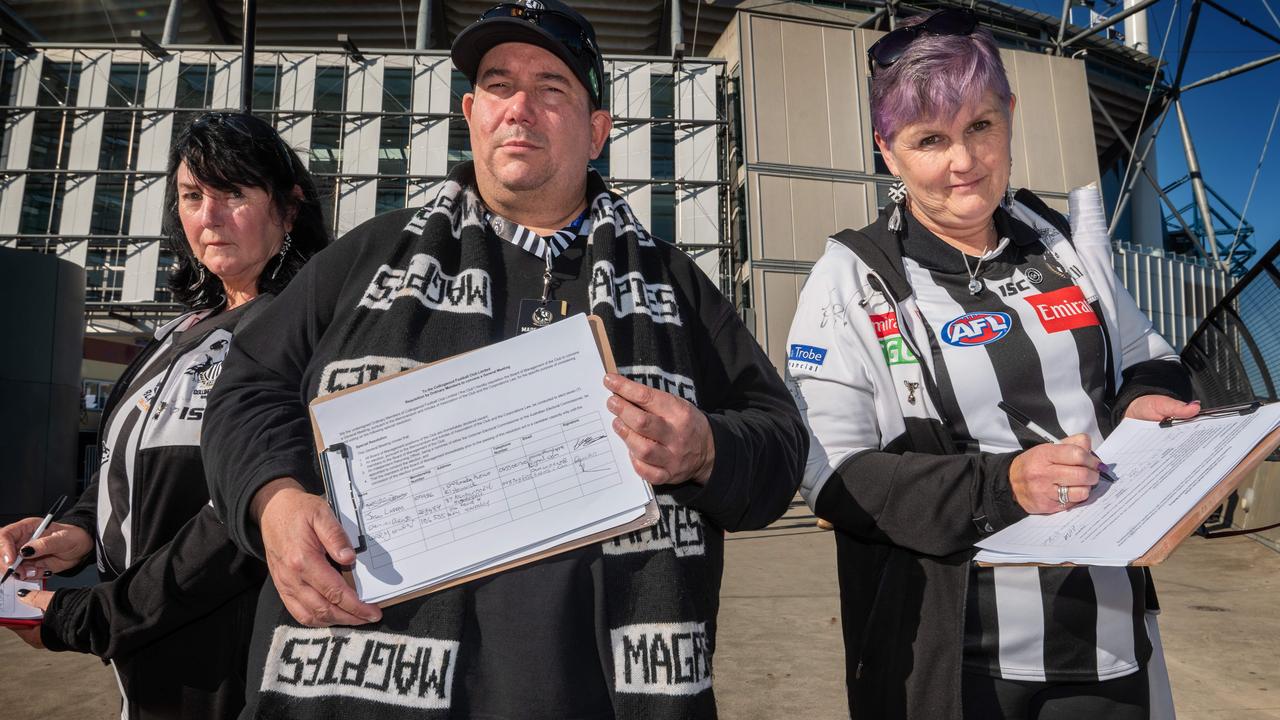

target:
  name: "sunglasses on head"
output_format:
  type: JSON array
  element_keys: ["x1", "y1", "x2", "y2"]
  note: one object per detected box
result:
[
  {"x1": 479, "y1": 3, "x2": 601, "y2": 99},
  {"x1": 866, "y1": 9, "x2": 979, "y2": 75}
]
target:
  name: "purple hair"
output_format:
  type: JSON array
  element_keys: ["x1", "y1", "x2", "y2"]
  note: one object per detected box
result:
[{"x1": 870, "y1": 14, "x2": 1012, "y2": 141}]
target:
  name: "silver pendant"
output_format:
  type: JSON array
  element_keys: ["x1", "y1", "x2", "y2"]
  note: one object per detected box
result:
[
  {"x1": 532, "y1": 306, "x2": 554, "y2": 327},
  {"x1": 968, "y1": 278, "x2": 983, "y2": 295}
]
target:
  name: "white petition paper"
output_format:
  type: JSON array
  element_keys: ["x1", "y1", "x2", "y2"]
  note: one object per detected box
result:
[
  {"x1": 1, "y1": 577, "x2": 42, "y2": 620},
  {"x1": 311, "y1": 314, "x2": 654, "y2": 604},
  {"x1": 975, "y1": 403, "x2": 1280, "y2": 565}
]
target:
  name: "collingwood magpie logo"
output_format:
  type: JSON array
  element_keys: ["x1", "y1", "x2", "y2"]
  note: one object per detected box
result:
[
  {"x1": 602, "y1": 494, "x2": 705, "y2": 558},
  {"x1": 262, "y1": 627, "x2": 457, "y2": 710},
  {"x1": 360, "y1": 253, "x2": 492, "y2": 315},
  {"x1": 589, "y1": 261, "x2": 682, "y2": 325},
  {"x1": 611, "y1": 622, "x2": 713, "y2": 695},
  {"x1": 320, "y1": 356, "x2": 422, "y2": 396},
  {"x1": 186, "y1": 339, "x2": 229, "y2": 395}
]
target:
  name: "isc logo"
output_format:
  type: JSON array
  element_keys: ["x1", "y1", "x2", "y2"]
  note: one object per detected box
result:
[{"x1": 941, "y1": 312, "x2": 1012, "y2": 347}]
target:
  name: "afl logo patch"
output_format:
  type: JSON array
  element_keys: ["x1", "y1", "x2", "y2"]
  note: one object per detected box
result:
[{"x1": 941, "y1": 311, "x2": 1012, "y2": 347}]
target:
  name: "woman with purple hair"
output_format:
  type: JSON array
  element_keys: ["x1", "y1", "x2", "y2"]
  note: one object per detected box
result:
[{"x1": 786, "y1": 8, "x2": 1197, "y2": 720}]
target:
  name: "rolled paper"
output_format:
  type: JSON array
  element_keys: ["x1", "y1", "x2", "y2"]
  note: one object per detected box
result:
[{"x1": 1068, "y1": 183, "x2": 1111, "y2": 249}]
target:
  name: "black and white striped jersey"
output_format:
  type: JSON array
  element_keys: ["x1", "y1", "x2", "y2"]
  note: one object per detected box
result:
[
  {"x1": 95, "y1": 307, "x2": 240, "y2": 574},
  {"x1": 894, "y1": 213, "x2": 1150, "y2": 682},
  {"x1": 788, "y1": 190, "x2": 1190, "y2": 714}
]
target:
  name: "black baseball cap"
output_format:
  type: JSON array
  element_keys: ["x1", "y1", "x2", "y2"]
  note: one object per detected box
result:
[{"x1": 451, "y1": 0, "x2": 605, "y2": 109}]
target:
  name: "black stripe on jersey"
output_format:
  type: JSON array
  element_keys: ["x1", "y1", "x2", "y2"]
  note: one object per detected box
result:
[
  {"x1": 910, "y1": 306, "x2": 973, "y2": 450},
  {"x1": 1022, "y1": 243, "x2": 1113, "y2": 439},
  {"x1": 964, "y1": 565, "x2": 1003, "y2": 676},
  {"x1": 102, "y1": 404, "x2": 143, "y2": 574},
  {"x1": 1039, "y1": 567, "x2": 1099, "y2": 682},
  {"x1": 1130, "y1": 568, "x2": 1153, "y2": 665},
  {"x1": 930, "y1": 260, "x2": 1067, "y2": 450}
]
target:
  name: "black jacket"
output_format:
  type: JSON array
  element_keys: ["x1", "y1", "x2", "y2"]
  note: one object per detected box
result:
[{"x1": 48, "y1": 302, "x2": 269, "y2": 720}]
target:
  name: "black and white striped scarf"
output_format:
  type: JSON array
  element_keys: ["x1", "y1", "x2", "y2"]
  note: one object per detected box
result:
[{"x1": 256, "y1": 163, "x2": 722, "y2": 719}]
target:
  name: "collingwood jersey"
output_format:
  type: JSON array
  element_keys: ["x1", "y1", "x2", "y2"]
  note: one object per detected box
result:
[{"x1": 898, "y1": 212, "x2": 1151, "y2": 682}]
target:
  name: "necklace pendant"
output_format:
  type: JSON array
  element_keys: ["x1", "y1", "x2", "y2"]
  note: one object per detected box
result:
[{"x1": 968, "y1": 278, "x2": 983, "y2": 295}]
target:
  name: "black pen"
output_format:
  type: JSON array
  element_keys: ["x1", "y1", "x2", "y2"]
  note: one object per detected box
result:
[
  {"x1": 997, "y1": 402, "x2": 1119, "y2": 483},
  {"x1": 1, "y1": 495, "x2": 67, "y2": 585}
]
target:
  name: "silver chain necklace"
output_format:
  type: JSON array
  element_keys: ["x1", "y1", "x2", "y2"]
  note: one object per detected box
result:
[{"x1": 960, "y1": 223, "x2": 998, "y2": 295}]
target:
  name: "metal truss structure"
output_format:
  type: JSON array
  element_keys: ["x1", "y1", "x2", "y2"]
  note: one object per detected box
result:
[{"x1": 1048, "y1": 0, "x2": 1279, "y2": 276}]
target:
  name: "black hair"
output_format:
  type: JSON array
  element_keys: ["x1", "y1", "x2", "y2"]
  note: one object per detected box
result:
[{"x1": 163, "y1": 111, "x2": 330, "y2": 309}]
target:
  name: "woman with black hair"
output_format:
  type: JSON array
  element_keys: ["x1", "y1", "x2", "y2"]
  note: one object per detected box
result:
[{"x1": 0, "y1": 111, "x2": 330, "y2": 719}]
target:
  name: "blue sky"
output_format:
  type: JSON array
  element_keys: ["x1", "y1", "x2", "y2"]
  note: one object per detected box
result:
[{"x1": 1007, "y1": 0, "x2": 1280, "y2": 268}]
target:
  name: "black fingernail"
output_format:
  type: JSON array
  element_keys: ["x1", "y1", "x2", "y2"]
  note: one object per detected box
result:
[
  {"x1": 16, "y1": 589, "x2": 29, "y2": 597},
  {"x1": 19, "y1": 546, "x2": 34, "y2": 557},
  {"x1": 43, "y1": 570, "x2": 52, "y2": 577}
]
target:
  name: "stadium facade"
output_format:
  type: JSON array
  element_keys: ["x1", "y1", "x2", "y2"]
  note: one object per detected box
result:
[{"x1": 0, "y1": 0, "x2": 1233, "y2": 398}]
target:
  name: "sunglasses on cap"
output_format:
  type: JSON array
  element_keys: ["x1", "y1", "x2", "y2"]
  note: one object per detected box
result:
[
  {"x1": 866, "y1": 9, "x2": 979, "y2": 75},
  {"x1": 479, "y1": 3, "x2": 602, "y2": 100}
]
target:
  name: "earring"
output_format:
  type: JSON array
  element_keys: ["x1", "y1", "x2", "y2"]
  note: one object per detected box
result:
[
  {"x1": 271, "y1": 232, "x2": 293, "y2": 280},
  {"x1": 188, "y1": 261, "x2": 206, "y2": 290},
  {"x1": 1002, "y1": 159, "x2": 1015, "y2": 210},
  {"x1": 887, "y1": 179, "x2": 908, "y2": 233}
]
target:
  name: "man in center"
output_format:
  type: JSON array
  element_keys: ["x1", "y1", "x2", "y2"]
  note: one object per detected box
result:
[{"x1": 202, "y1": 2, "x2": 807, "y2": 718}]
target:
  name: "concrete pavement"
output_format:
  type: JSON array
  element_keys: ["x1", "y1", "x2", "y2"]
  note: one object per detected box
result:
[{"x1": 2, "y1": 498, "x2": 1277, "y2": 718}]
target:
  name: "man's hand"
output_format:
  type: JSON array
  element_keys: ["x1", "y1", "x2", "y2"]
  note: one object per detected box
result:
[
  {"x1": 0, "y1": 518, "x2": 93, "y2": 576},
  {"x1": 252, "y1": 478, "x2": 383, "y2": 628},
  {"x1": 1124, "y1": 395, "x2": 1200, "y2": 422},
  {"x1": 603, "y1": 373, "x2": 715, "y2": 486},
  {"x1": 1008, "y1": 434, "x2": 1101, "y2": 514}
]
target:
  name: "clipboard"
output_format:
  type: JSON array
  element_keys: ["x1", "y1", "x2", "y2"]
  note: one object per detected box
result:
[
  {"x1": 0, "y1": 578, "x2": 44, "y2": 627},
  {"x1": 1135, "y1": 401, "x2": 1280, "y2": 565},
  {"x1": 310, "y1": 315, "x2": 660, "y2": 608},
  {"x1": 977, "y1": 401, "x2": 1280, "y2": 567}
]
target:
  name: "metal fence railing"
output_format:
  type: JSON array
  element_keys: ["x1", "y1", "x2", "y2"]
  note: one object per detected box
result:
[{"x1": 1181, "y1": 240, "x2": 1280, "y2": 405}]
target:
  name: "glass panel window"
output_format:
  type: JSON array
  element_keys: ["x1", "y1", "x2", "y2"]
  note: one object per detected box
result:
[
  {"x1": 91, "y1": 62, "x2": 145, "y2": 236},
  {"x1": 173, "y1": 61, "x2": 212, "y2": 142},
  {"x1": 310, "y1": 66, "x2": 346, "y2": 228},
  {"x1": 650, "y1": 73, "x2": 675, "y2": 242},
  {"x1": 252, "y1": 64, "x2": 279, "y2": 111},
  {"x1": 377, "y1": 67, "x2": 412, "y2": 213},
  {"x1": 85, "y1": 241, "x2": 127, "y2": 303},
  {"x1": 447, "y1": 70, "x2": 473, "y2": 170},
  {"x1": 22, "y1": 61, "x2": 80, "y2": 235},
  {"x1": 589, "y1": 76, "x2": 612, "y2": 178},
  {"x1": 0, "y1": 52, "x2": 16, "y2": 166},
  {"x1": 154, "y1": 250, "x2": 177, "y2": 303}
]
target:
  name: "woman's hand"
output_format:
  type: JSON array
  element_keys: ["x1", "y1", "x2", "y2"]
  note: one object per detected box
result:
[
  {"x1": 0, "y1": 519, "x2": 93, "y2": 576},
  {"x1": 1124, "y1": 395, "x2": 1200, "y2": 422},
  {"x1": 3, "y1": 589, "x2": 52, "y2": 649},
  {"x1": 1008, "y1": 434, "x2": 1102, "y2": 514},
  {"x1": 5, "y1": 623, "x2": 45, "y2": 649}
]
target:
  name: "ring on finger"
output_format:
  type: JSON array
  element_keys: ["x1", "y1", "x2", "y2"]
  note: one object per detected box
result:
[{"x1": 1057, "y1": 485, "x2": 1070, "y2": 506}]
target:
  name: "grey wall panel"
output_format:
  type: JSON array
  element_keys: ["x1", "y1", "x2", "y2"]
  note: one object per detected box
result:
[
  {"x1": 1051, "y1": 57, "x2": 1100, "y2": 189},
  {"x1": 754, "y1": 172, "x2": 793, "y2": 261},
  {"x1": 744, "y1": 15, "x2": 787, "y2": 166},
  {"x1": 823, "y1": 26, "x2": 863, "y2": 173},
  {"x1": 779, "y1": 21, "x2": 832, "y2": 169},
  {"x1": 833, "y1": 181, "x2": 870, "y2": 236},
  {"x1": 754, "y1": 173, "x2": 871, "y2": 263},
  {"x1": 1007, "y1": 50, "x2": 1067, "y2": 193},
  {"x1": 758, "y1": 268, "x2": 802, "y2": 369}
]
